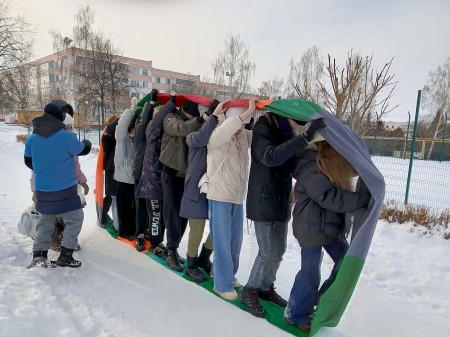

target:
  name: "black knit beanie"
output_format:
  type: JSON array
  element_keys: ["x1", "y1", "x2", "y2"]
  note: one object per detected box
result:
[
  {"x1": 50, "y1": 99, "x2": 74, "y2": 117},
  {"x1": 182, "y1": 100, "x2": 200, "y2": 117},
  {"x1": 43, "y1": 102, "x2": 65, "y2": 121}
]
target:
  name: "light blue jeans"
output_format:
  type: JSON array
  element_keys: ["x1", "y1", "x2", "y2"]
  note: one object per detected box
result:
[
  {"x1": 208, "y1": 200, "x2": 243, "y2": 292},
  {"x1": 247, "y1": 220, "x2": 288, "y2": 291}
]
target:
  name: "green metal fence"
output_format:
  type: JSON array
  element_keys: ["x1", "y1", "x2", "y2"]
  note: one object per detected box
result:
[{"x1": 363, "y1": 137, "x2": 450, "y2": 210}]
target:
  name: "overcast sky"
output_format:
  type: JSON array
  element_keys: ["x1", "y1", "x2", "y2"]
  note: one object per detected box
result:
[{"x1": 10, "y1": 0, "x2": 450, "y2": 121}]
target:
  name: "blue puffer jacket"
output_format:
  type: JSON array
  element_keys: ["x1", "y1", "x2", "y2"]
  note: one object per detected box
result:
[
  {"x1": 137, "y1": 101, "x2": 175, "y2": 200},
  {"x1": 180, "y1": 115, "x2": 219, "y2": 219},
  {"x1": 24, "y1": 114, "x2": 91, "y2": 214}
]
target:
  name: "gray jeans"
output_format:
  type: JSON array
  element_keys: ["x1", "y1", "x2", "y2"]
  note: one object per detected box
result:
[
  {"x1": 247, "y1": 220, "x2": 288, "y2": 291},
  {"x1": 33, "y1": 209, "x2": 84, "y2": 251}
]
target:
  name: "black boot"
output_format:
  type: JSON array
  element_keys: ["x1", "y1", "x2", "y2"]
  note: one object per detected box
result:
[
  {"x1": 167, "y1": 249, "x2": 183, "y2": 272},
  {"x1": 185, "y1": 256, "x2": 207, "y2": 283},
  {"x1": 27, "y1": 250, "x2": 53, "y2": 269},
  {"x1": 197, "y1": 245, "x2": 213, "y2": 274},
  {"x1": 135, "y1": 236, "x2": 145, "y2": 252},
  {"x1": 240, "y1": 285, "x2": 266, "y2": 318},
  {"x1": 54, "y1": 247, "x2": 82, "y2": 268},
  {"x1": 258, "y1": 283, "x2": 287, "y2": 307}
]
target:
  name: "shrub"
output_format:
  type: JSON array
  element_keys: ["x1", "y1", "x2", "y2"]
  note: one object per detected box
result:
[
  {"x1": 16, "y1": 134, "x2": 29, "y2": 143},
  {"x1": 380, "y1": 200, "x2": 450, "y2": 239}
]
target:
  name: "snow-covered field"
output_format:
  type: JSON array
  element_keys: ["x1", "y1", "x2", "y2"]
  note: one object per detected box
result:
[{"x1": 0, "y1": 122, "x2": 449, "y2": 337}]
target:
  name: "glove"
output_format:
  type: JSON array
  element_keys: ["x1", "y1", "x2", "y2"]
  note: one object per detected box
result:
[
  {"x1": 150, "y1": 89, "x2": 159, "y2": 102},
  {"x1": 302, "y1": 118, "x2": 326, "y2": 142},
  {"x1": 244, "y1": 117, "x2": 255, "y2": 130}
]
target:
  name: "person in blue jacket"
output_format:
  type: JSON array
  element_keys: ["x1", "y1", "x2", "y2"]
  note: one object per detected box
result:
[
  {"x1": 180, "y1": 99, "x2": 225, "y2": 282},
  {"x1": 24, "y1": 101, "x2": 91, "y2": 268}
]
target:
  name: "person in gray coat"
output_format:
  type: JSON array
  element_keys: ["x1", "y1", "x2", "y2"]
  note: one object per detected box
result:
[
  {"x1": 284, "y1": 140, "x2": 371, "y2": 332},
  {"x1": 180, "y1": 99, "x2": 225, "y2": 282}
]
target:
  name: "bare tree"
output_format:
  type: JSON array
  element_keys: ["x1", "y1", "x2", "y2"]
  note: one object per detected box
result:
[
  {"x1": 211, "y1": 34, "x2": 256, "y2": 99},
  {"x1": 288, "y1": 47, "x2": 398, "y2": 135},
  {"x1": 0, "y1": 0, "x2": 34, "y2": 114},
  {"x1": 287, "y1": 45, "x2": 323, "y2": 102},
  {"x1": 422, "y1": 56, "x2": 450, "y2": 159},
  {"x1": 257, "y1": 76, "x2": 284, "y2": 100},
  {"x1": 50, "y1": 6, "x2": 132, "y2": 123}
]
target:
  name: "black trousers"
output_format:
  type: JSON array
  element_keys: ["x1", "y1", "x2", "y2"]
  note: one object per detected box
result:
[
  {"x1": 101, "y1": 195, "x2": 112, "y2": 224},
  {"x1": 145, "y1": 199, "x2": 165, "y2": 246},
  {"x1": 116, "y1": 181, "x2": 136, "y2": 237},
  {"x1": 135, "y1": 188, "x2": 149, "y2": 237},
  {"x1": 161, "y1": 167, "x2": 187, "y2": 250}
]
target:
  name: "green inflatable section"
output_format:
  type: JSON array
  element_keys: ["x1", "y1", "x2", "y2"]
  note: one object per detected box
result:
[
  {"x1": 264, "y1": 99, "x2": 322, "y2": 122},
  {"x1": 310, "y1": 256, "x2": 364, "y2": 335},
  {"x1": 104, "y1": 222, "x2": 308, "y2": 337}
]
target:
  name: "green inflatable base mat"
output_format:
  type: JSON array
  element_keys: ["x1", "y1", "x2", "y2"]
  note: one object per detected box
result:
[{"x1": 104, "y1": 222, "x2": 308, "y2": 337}]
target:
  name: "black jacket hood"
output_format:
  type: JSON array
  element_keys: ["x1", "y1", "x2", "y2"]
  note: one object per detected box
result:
[{"x1": 32, "y1": 114, "x2": 65, "y2": 137}]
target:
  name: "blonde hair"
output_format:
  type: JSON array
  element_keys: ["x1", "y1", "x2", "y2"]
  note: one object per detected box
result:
[
  {"x1": 106, "y1": 115, "x2": 120, "y2": 124},
  {"x1": 316, "y1": 141, "x2": 356, "y2": 191}
]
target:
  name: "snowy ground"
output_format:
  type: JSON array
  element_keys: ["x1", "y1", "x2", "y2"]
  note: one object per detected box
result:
[{"x1": 0, "y1": 122, "x2": 449, "y2": 337}]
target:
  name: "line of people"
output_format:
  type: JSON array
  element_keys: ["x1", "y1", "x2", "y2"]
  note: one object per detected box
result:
[{"x1": 99, "y1": 92, "x2": 371, "y2": 332}]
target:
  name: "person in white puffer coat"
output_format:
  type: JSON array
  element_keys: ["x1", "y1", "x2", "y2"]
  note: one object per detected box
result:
[{"x1": 114, "y1": 97, "x2": 138, "y2": 239}]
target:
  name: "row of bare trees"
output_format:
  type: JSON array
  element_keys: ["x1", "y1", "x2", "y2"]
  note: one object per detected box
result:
[
  {"x1": 0, "y1": 0, "x2": 35, "y2": 115},
  {"x1": 50, "y1": 6, "x2": 131, "y2": 121}
]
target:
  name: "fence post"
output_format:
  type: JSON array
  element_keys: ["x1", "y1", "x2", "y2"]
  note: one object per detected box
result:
[
  {"x1": 403, "y1": 111, "x2": 411, "y2": 159},
  {"x1": 439, "y1": 112, "x2": 448, "y2": 162},
  {"x1": 405, "y1": 90, "x2": 421, "y2": 205}
]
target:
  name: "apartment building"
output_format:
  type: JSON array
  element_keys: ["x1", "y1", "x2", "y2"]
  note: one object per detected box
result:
[{"x1": 27, "y1": 47, "x2": 205, "y2": 111}]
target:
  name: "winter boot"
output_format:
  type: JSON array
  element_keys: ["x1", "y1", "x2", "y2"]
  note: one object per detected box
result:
[
  {"x1": 241, "y1": 285, "x2": 266, "y2": 318},
  {"x1": 167, "y1": 249, "x2": 184, "y2": 272},
  {"x1": 258, "y1": 283, "x2": 287, "y2": 307},
  {"x1": 54, "y1": 246, "x2": 82, "y2": 268},
  {"x1": 135, "y1": 236, "x2": 145, "y2": 252},
  {"x1": 27, "y1": 251, "x2": 54, "y2": 269},
  {"x1": 149, "y1": 243, "x2": 168, "y2": 259},
  {"x1": 197, "y1": 245, "x2": 213, "y2": 274},
  {"x1": 185, "y1": 256, "x2": 207, "y2": 283}
]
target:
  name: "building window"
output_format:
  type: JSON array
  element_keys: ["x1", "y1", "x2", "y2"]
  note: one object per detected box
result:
[
  {"x1": 167, "y1": 78, "x2": 170, "y2": 85},
  {"x1": 156, "y1": 77, "x2": 161, "y2": 83},
  {"x1": 143, "y1": 69, "x2": 148, "y2": 76}
]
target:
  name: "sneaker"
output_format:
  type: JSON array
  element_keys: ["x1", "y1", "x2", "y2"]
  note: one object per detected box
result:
[
  {"x1": 167, "y1": 250, "x2": 184, "y2": 272},
  {"x1": 241, "y1": 286, "x2": 265, "y2": 318},
  {"x1": 233, "y1": 276, "x2": 240, "y2": 288},
  {"x1": 135, "y1": 237, "x2": 145, "y2": 252},
  {"x1": 283, "y1": 316, "x2": 311, "y2": 332},
  {"x1": 215, "y1": 289, "x2": 238, "y2": 301},
  {"x1": 258, "y1": 284, "x2": 288, "y2": 307},
  {"x1": 149, "y1": 244, "x2": 167, "y2": 259},
  {"x1": 54, "y1": 255, "x2": 82, "y2": 268}
]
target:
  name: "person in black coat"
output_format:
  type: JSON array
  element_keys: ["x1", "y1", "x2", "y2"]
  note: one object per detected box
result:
[
  {"x1": 284, "y1": 140, "x2": 371, "y2": 332},
  {"x1": 241, "y1": 113, "x2": 325, "y2": 318},
  {"x1": 100, "y1": 116, "x2": 120, "y2": 228},
  {"x1": 133, "y1": 89, "x2": 158, "y2": 251}
]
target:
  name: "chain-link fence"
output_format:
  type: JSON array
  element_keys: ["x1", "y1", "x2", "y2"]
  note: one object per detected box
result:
[{"x1": 363, "y1": 137, "x2": 450, "y2": 210}]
